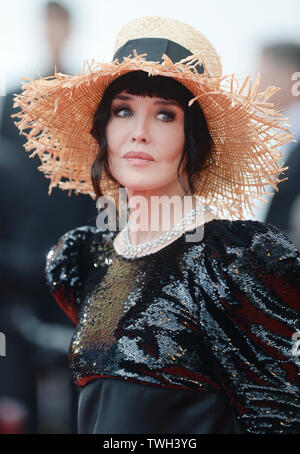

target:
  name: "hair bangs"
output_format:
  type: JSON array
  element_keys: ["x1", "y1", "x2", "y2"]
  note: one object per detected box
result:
[{"x1": 107, "y1": 71, "x2": 193, "y2": 108}]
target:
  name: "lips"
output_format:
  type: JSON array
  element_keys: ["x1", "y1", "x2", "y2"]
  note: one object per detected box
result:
[{"x1": 123, "y1": 151, "x2": 154, "y2": 161}]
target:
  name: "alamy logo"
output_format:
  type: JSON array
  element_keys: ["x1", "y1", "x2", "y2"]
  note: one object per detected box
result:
[
  {"x1": 0, "y1": 332, "x2": 6, "y2": 356},
  {"x1": 291, "y1": 332, "x2": 300, "y2": 357},
  {"x1": 291, "y1": 72, "x2": 300, "y2": 97},
  {"x1": 95, "y1": 190, "x2": 207, "y2": 243},
  {"x1": 0, "y1": 72, "x2": 6, "y2": 96}
]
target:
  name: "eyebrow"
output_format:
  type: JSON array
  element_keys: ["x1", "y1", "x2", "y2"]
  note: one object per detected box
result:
[{"x1": 112, "y1": 94, "x2": 180, "y2": 107}]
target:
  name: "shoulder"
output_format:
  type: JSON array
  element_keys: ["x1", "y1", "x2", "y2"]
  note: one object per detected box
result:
[
  {"x1": 45, "y1": 225, "x2": 101, "y2": 325},
  {"x1": 45, "y1": 225, "x2": 98, "y2": 274},
  {"x1": 194, "y1": 220, "x2": 300, "y2": 434},
  {"x1": 190, "y1": 219, "x2": 300, "y2": 299},
  {"x1": 45, "y1": 224, "x2": 116, "y2": 291},
  {"x1": 201, "y1": 218, "x2": 299, "y2": 261},
  {"x1": 45, "y1": 224, "x2": 99, "y2": 298}
]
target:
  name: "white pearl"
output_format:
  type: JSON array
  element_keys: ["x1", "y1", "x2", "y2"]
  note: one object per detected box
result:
[{"x1": 121, "y1": 201, "x2": 207, "y2": 257}]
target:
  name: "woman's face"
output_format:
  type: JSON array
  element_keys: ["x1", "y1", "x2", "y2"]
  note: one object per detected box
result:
[{"x1": 105, "y1": 91, "x2": 186, "y2": 193}]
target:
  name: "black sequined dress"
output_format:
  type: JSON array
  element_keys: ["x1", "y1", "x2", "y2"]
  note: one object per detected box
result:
[{"x1": 45, "y1": 219, "x2": 300, "y2": 434}]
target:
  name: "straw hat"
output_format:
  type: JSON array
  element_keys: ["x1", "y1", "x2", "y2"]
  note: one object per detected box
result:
[{"x1": 12, "y1": 16, "x2": 296, "y2": 219}]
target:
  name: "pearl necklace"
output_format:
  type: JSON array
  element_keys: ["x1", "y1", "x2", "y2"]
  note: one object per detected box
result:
[{"x1": 121, "y1": 199, "x2": 207, "y2": 258}]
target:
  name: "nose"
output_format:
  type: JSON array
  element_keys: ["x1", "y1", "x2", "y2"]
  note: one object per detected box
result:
[{"x1": 130, "y1": 118, "x2": 151, "y2": 144}]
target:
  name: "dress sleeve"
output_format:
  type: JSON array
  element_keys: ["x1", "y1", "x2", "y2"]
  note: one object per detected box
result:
[
  {"x1": 196, "y1": 220, "x2": 300, "y2": 434},
  {"x1": 44, "y1": 225, "x2": 97, "y2": 325}
]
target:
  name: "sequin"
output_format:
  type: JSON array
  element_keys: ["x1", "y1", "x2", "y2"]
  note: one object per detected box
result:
[{"x1": 45, "y1": 219, "x2": 300, "y2": 434}]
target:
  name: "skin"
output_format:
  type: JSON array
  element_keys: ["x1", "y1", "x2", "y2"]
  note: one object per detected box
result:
[
  {"x1": 45, "y1": 6, "x2": 70, "y2": 73},
  {"x1": 258, "y1": 53, "x2": 298, "y2": 109},
  {"x1": 105, "y1": 90, "x2": 215, "y2": 252}
]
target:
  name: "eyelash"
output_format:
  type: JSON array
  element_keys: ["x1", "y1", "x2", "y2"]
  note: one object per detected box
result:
[{"x1": 112, "y1": 105, "x2": 175, "y2": 122}]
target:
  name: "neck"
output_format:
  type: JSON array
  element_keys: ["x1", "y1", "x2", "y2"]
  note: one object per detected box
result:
[{"x1": 124, "y1": 183, "x2": 203, "y2": 246}]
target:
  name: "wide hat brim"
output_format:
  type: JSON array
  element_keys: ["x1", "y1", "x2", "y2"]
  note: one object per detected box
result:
[{"x1": 12, "y1": 51, "x2": 295, "y2": 220}]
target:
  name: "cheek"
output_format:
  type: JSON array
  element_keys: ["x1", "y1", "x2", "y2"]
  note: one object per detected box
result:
[
  {"x1": 106, "y1": 121, "x2": 126, "y2": 155},
  {"x1": 105, "y1": 123, "x2": 116, "y2": 153},
  {"x1": 159, "y1": 125, "x2": 185, "y2": 162}
]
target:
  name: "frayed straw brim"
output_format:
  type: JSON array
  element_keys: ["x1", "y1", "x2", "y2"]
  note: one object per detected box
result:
[{"x1": 11, "y1": 52, "x2": 296, "y2": 220}]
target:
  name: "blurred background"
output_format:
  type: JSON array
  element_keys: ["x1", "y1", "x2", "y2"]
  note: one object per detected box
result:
[{"x1": 0, "y1": 0, "x2": 299, "y2": 434}]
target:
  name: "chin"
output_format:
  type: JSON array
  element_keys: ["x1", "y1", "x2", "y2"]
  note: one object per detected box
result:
[
  {"x1": 116, "y1": 175, "x2": 158, "y2": 190},
  {"x1": 123, "y1": 183, "x2": 156, "y2": 191},
  {"x1": 113, "y1": 171, "x2": 172, "y2": 193}
]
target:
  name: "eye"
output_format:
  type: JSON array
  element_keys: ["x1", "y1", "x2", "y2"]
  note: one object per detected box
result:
[
  {"x1": 112, "y1": 106, "x2": 132, "y2": 117},
  {"x1": 157, "y1": 110, "x2": 175, "y2": 122}
]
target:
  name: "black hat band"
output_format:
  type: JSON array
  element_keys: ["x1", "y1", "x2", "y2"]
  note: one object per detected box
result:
[{"x1": 113, "y1": 37, "x2": 204, "y2": 75}]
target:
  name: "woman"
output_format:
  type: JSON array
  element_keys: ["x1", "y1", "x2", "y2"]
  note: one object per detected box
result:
[
  {"x1": 91, "y1": 69, "x2": 217, "y2": 256},
  {"x1": 12, "y1": 16, "x2": 300, "y2": 434}
]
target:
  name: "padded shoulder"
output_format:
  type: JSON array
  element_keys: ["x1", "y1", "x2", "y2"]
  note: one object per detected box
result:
[
  {"x1": 45, "y1": 225, "x2": 98, "y2": 325},
  {"x1": 193, "y1": 219, "x2": 300, "y2": 433}
]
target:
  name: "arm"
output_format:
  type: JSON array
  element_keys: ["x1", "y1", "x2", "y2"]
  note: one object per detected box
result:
[{"x1": 196, "y1": 220, "x2": 300, "y2": 433}]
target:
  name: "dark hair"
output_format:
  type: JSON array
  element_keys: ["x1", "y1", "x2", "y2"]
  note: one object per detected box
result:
[
  {"x1": 46, "y1": 1, "x2": 69, "y2": 21},
  {"x1": 262, "y1": 42, "x2": 300, "y2": 68},
  {"x1": 90, "y1": 70, "x2": 213, "y2": 200}
]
